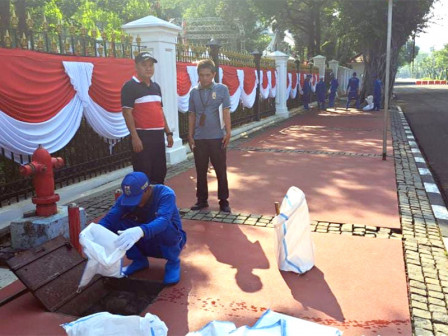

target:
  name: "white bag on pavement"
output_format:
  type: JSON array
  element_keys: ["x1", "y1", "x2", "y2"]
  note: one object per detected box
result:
[
  {"x1": 186, "y1": 309, "x2": 342, "y2": 335},
  {"x1": 78, "y1": 223, "x2": 125, "y2": 288},
  {"x1": 363, "y1": 95, "x2": 374, "y2": 111},
  {"x1": 254, "y1": 309, "x2": 342, "y2": 336},
  {"x1": 61, "y1": 312, "x2": 168, "y2": 336},
  {"x1": 274, "y1": 187, "x2": 314, "y2": 274}
]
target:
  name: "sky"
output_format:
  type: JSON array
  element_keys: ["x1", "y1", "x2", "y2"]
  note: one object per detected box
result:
[{"x1": 415, "y1": 0, "x2": 448, "y2": 52}]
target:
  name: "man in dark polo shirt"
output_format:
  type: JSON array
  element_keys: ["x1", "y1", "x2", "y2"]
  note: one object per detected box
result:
[
  {"x1": 188, "y1": 59, "x2": 232, "y2": 213},
  {"x1": 121, "y1": 51, "x2": 173, "y2": 184}
]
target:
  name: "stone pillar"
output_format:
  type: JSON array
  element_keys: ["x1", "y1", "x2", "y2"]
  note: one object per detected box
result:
[
  {"x1": 268, "y1": 51, "x2": 289, "y2": 118},
  {"x1": 328, "y1": 60, "x2": 339, "y2": 78},
  {"x1": 122, "y1": 16, "x2": 187, "y2": 165},
  {"x1": 312, "y1": 55, "x2": 326, "y2": 78}
]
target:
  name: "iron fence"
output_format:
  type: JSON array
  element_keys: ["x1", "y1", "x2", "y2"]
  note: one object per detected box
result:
[{"x1": 0, "y1": 10, "x2": 305, "y2": 207}]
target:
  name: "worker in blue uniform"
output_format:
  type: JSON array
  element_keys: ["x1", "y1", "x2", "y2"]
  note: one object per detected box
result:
[
  {"x1": 346, "y1": 72, "x2": 360, "y2": 110},
  {"x1": 328, "y1": 73, "x2": 339, "y2": 108},
  {"x1": 302, "y1": 74, "x2": 312, "y2": 110},
  {"x1": 373, "y1": 77, "x2": 382, "y2": 111},
  {"x1": 99, "y1": 172, "x2": 186, "y2": 285},
  {"x1": 315, "y1": 77, "x2": 326, "y2": 110}
]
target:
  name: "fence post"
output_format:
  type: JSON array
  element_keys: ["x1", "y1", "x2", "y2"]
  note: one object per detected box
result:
[
  {"x1": 328, "y1": 60, "x2": 339, "y2": 79},
  {"x1": 269, "y1": 51, "x2": 289, "y2": 118},
  {"x1": 312, "y1": 55, "x2": 326, "y2": 79},
  {"x1": 68, "y1": 203, "x2": 82, "y2": 254},
  {"x1": 252, "y1": 49, "x2": 262, "y2": 121},
  {"x1": 207, "y1": 38, "x2": 221, "y2": 83},
  {"x1": 122, "y1": 16, "x2": 187, "y2": 165}
]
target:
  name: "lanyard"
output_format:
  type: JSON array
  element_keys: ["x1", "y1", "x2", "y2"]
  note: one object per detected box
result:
[{"x1": 199, "y1": 88, "x2": 212, "y2": 111}]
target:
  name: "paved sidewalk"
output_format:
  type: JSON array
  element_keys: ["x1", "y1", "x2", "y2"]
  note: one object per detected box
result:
[{"x1": 1, "y1": 106, "x2": 448, "y2": 335}]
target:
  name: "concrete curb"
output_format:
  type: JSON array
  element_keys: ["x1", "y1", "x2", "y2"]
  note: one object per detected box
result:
[{"x1": 396, "y1": 105, "x2": 448, "y2": 248}]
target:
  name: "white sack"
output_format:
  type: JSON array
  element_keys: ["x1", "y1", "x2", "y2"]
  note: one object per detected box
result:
[
  {"x1": 78, "y1": 223, "x2": 125, "y2": 288},
  {"x1": 274, "y1": 187, "x2": 314, "y2": 273},
  {"x1": 186, "y1": 309, "x2": 342, "y2": 336},
  {"x1": 254, "y1": 309, "x2": 342, "y2": 336},
  {"x1": 61, "y1": 312, "x2": 167, "y2": 336},
  {"x1": 363, "y1": 95, "x2": 374, "y2": 111}
]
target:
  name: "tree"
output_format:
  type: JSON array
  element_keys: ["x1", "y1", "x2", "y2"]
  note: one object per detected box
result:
[
  {"x1": 398, "y1": 38, "x2": 419, "y2": 68},
  {"x1": 336, "y1": 0, "x2": 435, "y2": 99}
]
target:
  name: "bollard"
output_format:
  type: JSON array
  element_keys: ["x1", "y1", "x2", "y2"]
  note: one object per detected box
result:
[
  {"x1": 68, "y1": 203, "x2": 82, "y2": 254},
  {"x1": 114, "y1": 188, "x2": 123, "y2": 200},
  {"x1": 274, "y1": 202, "x2": 280, "y2": 216}
]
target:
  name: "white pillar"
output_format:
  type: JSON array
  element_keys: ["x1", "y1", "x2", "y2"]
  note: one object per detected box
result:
[
  {"x1": 312, "y1": 55, "x2": 326, "y2": 78},
  {"x1": 268, "y1": 51, "x2": 289, "y2": 118},
  {"x1": 122, "y1": 16, "x2": 187, "y2": 165},
  {"x1": 328, "y1": 60, "x2": 339, "y2": 78}
]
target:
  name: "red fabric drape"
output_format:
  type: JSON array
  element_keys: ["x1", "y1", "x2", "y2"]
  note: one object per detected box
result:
[
  {"x1": 0, "y1": 48, "x2": 76, "y2": 123},
  {"x1": 242, "y1": 67, "x2": 256, "y2": 94},
  {"x1": 176, "y1": 62, "x2": 193, "y2": 96},
  {"x1": 262, "y1": 70, "x2": 268, "y2": 90},
  {"x1": 89, "y1": 58, "x2": 135, "y2": 112},
  {"x1": 292, "y1": 71, "x2": 297, "y2": 89},
  {"x1": 221, "y1": 65, "x2": 240, "y2": 96}
]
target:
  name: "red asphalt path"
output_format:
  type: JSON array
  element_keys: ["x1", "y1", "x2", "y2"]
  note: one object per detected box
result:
[{"x1": 0, "y1": 108, "x2": 409, "y2": 335}]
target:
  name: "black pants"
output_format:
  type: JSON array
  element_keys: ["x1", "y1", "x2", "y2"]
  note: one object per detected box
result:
[
  {"x1": 194, "y1": 139, "x2": 229, "y2": 205},
  {"x1": 132, "y1": 130, "x2": 166, "y2": 184}
]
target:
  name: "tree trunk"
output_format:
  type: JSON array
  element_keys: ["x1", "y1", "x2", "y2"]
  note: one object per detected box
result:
[
  {"x1": 0, "y1": 0, "x2": 10, "y2": 33},
  {"x1": 16, "y1": 0, "x2": 27, "y2": 33},
  {"x1": 313, "y1": 3, "x2": 321, "y2": 55},
  {"x1": 362, "y1": 41, "x2": 399, "y2": 105}
]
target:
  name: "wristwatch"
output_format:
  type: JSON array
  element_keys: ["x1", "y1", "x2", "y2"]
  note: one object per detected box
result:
[{"x1": 166, "y1": 132, "x2": 173, "y2": 136}]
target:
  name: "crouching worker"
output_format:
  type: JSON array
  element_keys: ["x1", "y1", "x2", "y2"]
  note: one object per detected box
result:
[{"x1": 99, "y1": 172, "x2": 186, "y2": 285}]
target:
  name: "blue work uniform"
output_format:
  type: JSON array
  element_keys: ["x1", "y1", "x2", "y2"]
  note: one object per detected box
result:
[
  {"x1": 346, "y1": 76, "x2": 360, "y2": 109},
  {"x1": 302, "y1": 79, "x2": 312, "y2": 110},
  {"x1": 374, "y1": 79, "x2": 382, "y2": 111},
  {"x1": 328, "y1": 78, "x2": 339, "y2": 107},
  {"x1": 99, "y1": 185, "x2": 186, "y2": 263},
  {"x1": 315, "y1": 79, "x2": 326, "y2": 110}
]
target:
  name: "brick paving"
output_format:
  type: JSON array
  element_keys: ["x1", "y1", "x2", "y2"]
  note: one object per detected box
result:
[{"x1": 44, "y1": 107, "x2": 448, "y2": 335}]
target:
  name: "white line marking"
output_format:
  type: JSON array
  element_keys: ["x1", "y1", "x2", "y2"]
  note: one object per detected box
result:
[
  {"x1": 408, "y1": 141, "x2": 417, "y2": 147},
  {"x1": 419, "y1": 168, "x2": 431, "y2": 175},
  {"x1": 432, "y1": 205, "x2": 448, "y2": 220},
  {"x1": 411, "y1": 148, "x2": 421, "y2": 153},
  {"x1": 424, "y1": 182, "x2": 441, "y2": 194},
  {"x1": 414, "y1": 157, "x2": 425, "y2": 163}
]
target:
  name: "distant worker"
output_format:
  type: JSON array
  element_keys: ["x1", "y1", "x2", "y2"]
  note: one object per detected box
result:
[
  {"x1": 315, "y1": 77, "x2": 326, "y2": 110},
  {"x1": 373, "y1": 77, "x2": 382, "y2": 111},
  {"x1": 302, "y1": 74, "x2": 312, "y2": 110},
  {"x1": 346, "y1": 72, "x2": 360, "y2": 110},
  {"x1": 99, "y1": 172, "x2": 186, "y2": 285},
  {"x1": 328, "y1": 73, "x2": 339, "y2": 108}
]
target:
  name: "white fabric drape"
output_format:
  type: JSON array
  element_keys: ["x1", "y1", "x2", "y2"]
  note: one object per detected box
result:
[
  {"x1": 0, "y1": 96, "x2": 84, "y2": 162},
  {"x1": 290, "y1": 73, "x2": 298, "y2": 99},
  {"x1": 286, "y1": 73, "x2": 292, "y2": 101},
  {"x1": 63, "y1": 62, "x2": 129, "y2": 140},
  {"x1": 269, "y1": 70, "x2": 277, "y2": 98},
  {"x1": 260, "y1": 70, "x2": 270, "y2": 99},
  {"x1": 240, "y1": 68, "x2": 257, "y2": 108},
  {"x1": 177, "y1": 65, "x2": 198, "y2": 113}
]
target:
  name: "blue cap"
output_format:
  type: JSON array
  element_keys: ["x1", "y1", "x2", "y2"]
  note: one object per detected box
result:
[{"x1": 120, "y1": 172, "x2": 150, "y2": 206}]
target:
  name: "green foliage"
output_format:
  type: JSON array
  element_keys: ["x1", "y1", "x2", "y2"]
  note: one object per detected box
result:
[{"x1": 398, "y1": 39, "x2": 419, "y2": 67}]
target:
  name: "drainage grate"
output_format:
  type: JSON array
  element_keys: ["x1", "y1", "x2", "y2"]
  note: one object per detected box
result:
[{"x1": 6, "y1": 235, "x2": 164, "y2": 316}]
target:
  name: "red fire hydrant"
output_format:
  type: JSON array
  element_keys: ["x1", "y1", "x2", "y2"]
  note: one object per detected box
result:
[{"x1": 19, "y1": 145, "x2": 64, "y2": 217}]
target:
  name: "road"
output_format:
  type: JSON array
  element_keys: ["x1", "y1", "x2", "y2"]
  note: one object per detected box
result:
[{"x1": 394, "y1": 84, "x2": 448, "y2": 206}]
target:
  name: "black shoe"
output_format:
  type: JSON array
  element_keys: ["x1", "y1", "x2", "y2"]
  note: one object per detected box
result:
[
  {"x1": 219, "y1": 204, "x2": 231, "y2": 213},
  {"x1": 191, "y1": 202, "x2": 209, "y2": 210}
]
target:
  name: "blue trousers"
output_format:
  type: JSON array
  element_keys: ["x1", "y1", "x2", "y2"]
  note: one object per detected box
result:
[
  {"x1": 106, "y1": 219, "x2": 186, "y2": 263},
  {"x1": 346, "y1": 91, "x2": 360, "y2": 109},
  {"x1": 374, "y1": 98, "x2": 381, "y2": 111},
  {"x1": 303, "y1": 95, "x2": 310, "y2": 109},
  {"x1": 328, "y1": 92, "x2": 336, "y2": 107}
]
